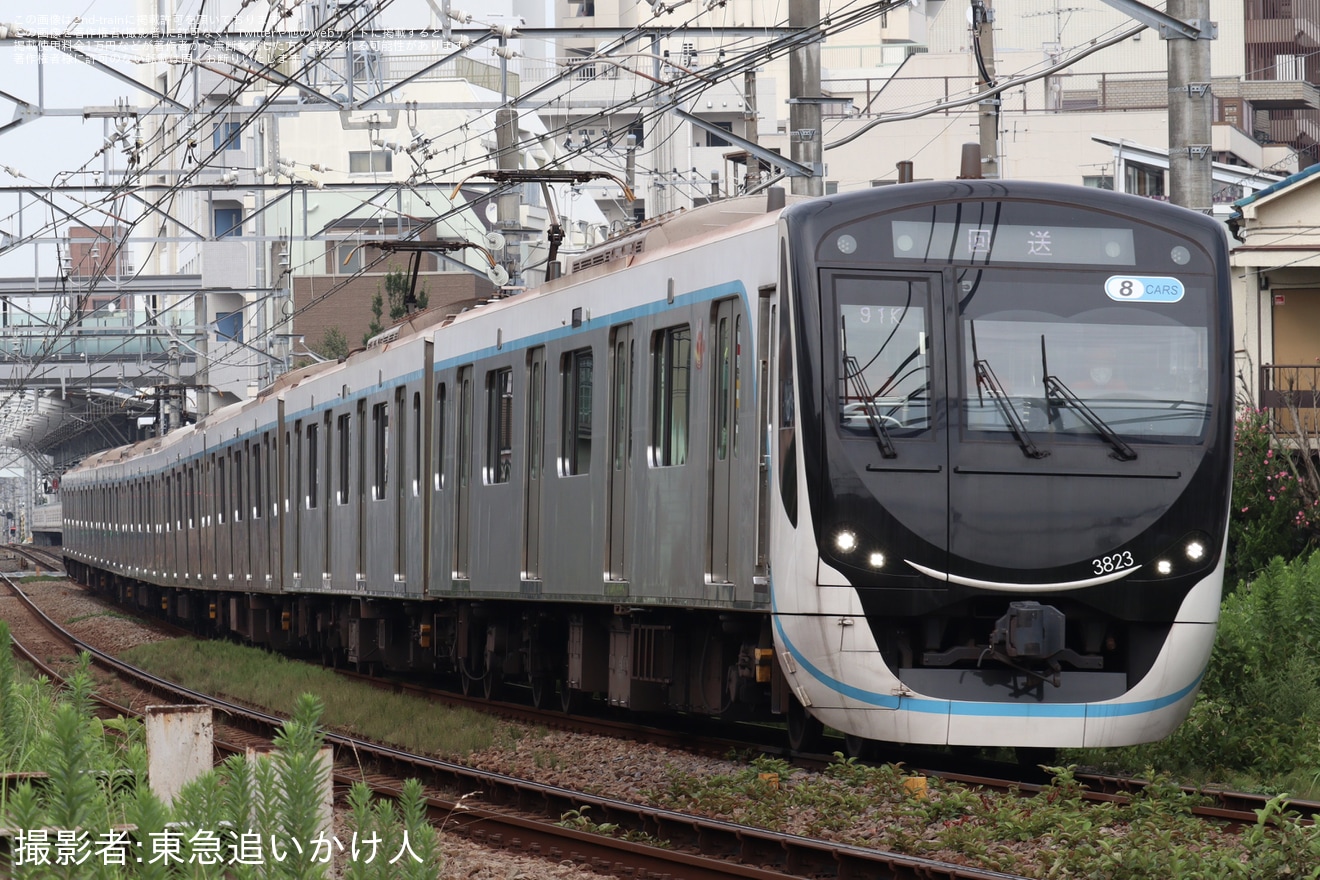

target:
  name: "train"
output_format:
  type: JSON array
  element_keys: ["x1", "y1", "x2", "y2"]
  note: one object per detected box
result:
[{"x1": 61, "y1": 180, "x2": 1234, "y2": 753}]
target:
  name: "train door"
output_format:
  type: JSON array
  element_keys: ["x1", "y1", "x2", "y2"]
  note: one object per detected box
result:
[
  {"x1": 709, "y1": 298, "x2": 743, "y2": 584},
  {"x1": 824, "y1": 269, "x2": 949, "y2": 588},
  {"x1": 455, "y1": 365, "x2": 473, "y2": 579},
  {"x1": 524, "y1": 347, "x2": 545, "y2": 581},
  {"x1": 607, "y1": 325, "x2": 633, "y2": 582}
]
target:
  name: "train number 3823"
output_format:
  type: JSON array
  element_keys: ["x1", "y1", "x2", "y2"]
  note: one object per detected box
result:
[{"x1": 1092, "y1": 551, "x2": 1135, "y2": 575}]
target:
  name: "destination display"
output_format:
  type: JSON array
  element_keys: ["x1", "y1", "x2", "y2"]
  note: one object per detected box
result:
[{"x1": 888, "y1": 220, "x2": 1137, "y2": 266}]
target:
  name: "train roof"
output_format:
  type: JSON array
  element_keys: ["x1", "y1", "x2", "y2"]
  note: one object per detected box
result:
[
  {"x1": 67, "y1": 189, "x2": 801, "y2": 477},
  {"x1": 561, "y1": 188, "x2": 800, "y2": 281}
]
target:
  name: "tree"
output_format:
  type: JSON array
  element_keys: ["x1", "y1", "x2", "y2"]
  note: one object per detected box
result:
[
  {"x1": 365, "y1": 269, "x2": 429, "y2": 347},
  {"x1": 311, "y1": 327, "x2": 349, "y2": 361},
  {"x1": 364, "y1": 291, "x2": 385, "y2": 347}
]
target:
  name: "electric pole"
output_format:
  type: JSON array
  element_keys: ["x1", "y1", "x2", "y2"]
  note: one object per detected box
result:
[
  {"x1": 972, "y1": 0, "x2": 1000, "y2": 179},
  {"x1": 789, "y1": 0, "x2": 824, "y2": 196},
  {"x1": 1097, "y1": 0, "x2": 1216, "y2": 210},
  {"x1": 1166, "y1": 0, "x2": 1213, "y2": 211}
]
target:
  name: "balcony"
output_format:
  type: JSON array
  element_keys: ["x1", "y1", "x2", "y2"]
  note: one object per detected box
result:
[{"x1": 1260, "y1": 364, "x2": 1320, "y2": 433}]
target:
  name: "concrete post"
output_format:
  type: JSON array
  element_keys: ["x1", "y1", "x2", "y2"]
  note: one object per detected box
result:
[
  {"x1": 789, "y1": 0, "x2": 823, "y2": 196},
  {"x1": 1167, "y1": 0, "x2": 1212, "y2": 211},
  {"x1": 145, "y1": 705, "x2": 214, "y2": 807}
]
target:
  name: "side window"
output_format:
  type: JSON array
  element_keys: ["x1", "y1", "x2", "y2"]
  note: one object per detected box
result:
[
  {"x1": 486, "y1": 367, "x2": 513, "y2": 484},
  {"x1": 293, "y1": 425, "x2": 303, "y2": 511},
  {"x1": 307, "y1": 422, "x2": 319, "y2": 509},
  {"x1": 777, "y1": 249, "x2": 797, "y2": 525},
  {"x1": 234, "y1": 448, "x2": 244, "y2": 522},
  {"x1": 372, "y1": 402, "x2": 389, "y2": 500},
  {"x1": 561, "y1": 348, "x2": 593, "y2": 475},
  {"x1": 650, "y1": 324, "x2": 691, "y2": 467},
  {"x1": 337, "y1": 414, "x2": 351, "y2": 504},
  {"x1": 252, "y1": 441, "x2": 263, "y2": 519},
  {"x1": 434, "y1": 383, "x2": 446, "y2": 490},
  {"x1": 412, "y1": 391, "x2": 422, "y2": 496}
]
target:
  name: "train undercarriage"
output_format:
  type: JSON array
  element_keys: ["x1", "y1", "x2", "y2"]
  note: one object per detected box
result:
[{"x1": 66, "y1": 559, "x2": 781, "y2": 720}]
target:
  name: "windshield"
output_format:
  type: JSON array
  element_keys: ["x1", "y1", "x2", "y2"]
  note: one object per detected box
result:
[
  {"x1": 962, "y1": 271, "x2": 1211, "y2": 441},
  {"x1": 833, "y1": 275, "x2": 932, "y2": 437}
]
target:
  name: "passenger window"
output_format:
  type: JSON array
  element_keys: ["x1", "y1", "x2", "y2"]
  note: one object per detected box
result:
[
  {"x1": 650, "y1": 325, "x2": 691, "y2": 466},
  {"x1": 561, "y1": 348, "x2": 593, "y2": 475}
]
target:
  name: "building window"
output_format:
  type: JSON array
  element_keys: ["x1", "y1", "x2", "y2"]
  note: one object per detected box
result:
[
  {"x1": 1083, "y1": 175, "x2": 1114, "y2": 190},
  {"x1": 1124, "y1": 164, "x2": 1165, "y2": 198},
  {"x1": 561, "y1": 348, "x2": 593, "y2": 475},
  {"x1": 486, "y1": 368, "x2": 513, "y2": 484},
  {"x1": 705, "y1": 121, "x2": 733, "y2": 148},
  {"x1": 213, "y1": 121, "x2": 241, "y2": 152},
  {"x1": 651, "y1": 325, "x2": 691, "y2": 466},
  {"x1": 331, "y1": 242, "x2": 364, "y2": 273},
  {"x1": 349, "y1": 150, "x2": 393, "y2": 174},
  {"x1": 216, "y1": 310, "x2": 243, "y2": 342},
  {"x1": 214, "y1": 206, "x2": 242, "y2": 238}
]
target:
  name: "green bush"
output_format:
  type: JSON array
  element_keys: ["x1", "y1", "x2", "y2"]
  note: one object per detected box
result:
[
  {"x1": 1090, "y1": 552, "x2": 1320, "y2": 787},
  {"x1": 1228, "y1": 408, "x2": 1315, "y2": 587},
  {"x1": 0, "y1": 624, "x2": 443, "y2": 879}
]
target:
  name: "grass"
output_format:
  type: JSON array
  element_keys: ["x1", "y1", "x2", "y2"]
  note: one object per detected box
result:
[
  {"x1": 121, "y1": 637, "x2": 504, "y2": 757},
  {"x1": 65, "y1": 610, "x2": 136, "y2": 625}
]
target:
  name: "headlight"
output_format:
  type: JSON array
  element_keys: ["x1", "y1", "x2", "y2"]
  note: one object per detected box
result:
[
  {"x1": 834, "y1": 530, "x2": 858, "y2": 553},
  {"x1": 868, "y1": 551, "x2": 886, "y2": 569},
  {"x1": 1147, "y1": 531, "x2": 1213, "y2": 578}
]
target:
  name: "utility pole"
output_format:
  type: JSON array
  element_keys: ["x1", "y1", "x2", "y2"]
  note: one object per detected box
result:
[
  {"x1": 789, "y1": 0, "x2": 824, "y2": 196},
  {"x1": 972, "y1": 0, "x2": 999, "y2": 179},
  {"x1": 1166, "y1": 0, "x2": 1212, "y2": 211},
  {"x1": 495, "y1": 34, "x2": 520, "y2": 289},
  {"x1": 744, "y1": 70, "x2": 761, "y2": 191},
  {"x1": 495, "y1": 106, "x2": 520, "y2": 288},
  {"x1": 1097, "y1": 0, "x2": 1216, "y2": 210}
]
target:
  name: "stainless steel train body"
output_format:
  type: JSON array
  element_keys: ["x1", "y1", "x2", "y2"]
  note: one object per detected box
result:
[
  {"x1": 63, "y1": 182, "x2": 1233, "y2": 749},
  {"x1": 65, "y1": 195, "x2": 782, "y2": 715}
]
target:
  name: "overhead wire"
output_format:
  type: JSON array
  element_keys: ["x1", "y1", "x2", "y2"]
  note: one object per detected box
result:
[{"x1": 0, "y1": 0, "x2": 407, "y2": 420}]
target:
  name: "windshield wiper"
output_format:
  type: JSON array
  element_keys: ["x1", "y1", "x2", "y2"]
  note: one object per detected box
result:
[
  {"x1": 1040, "y1": 336, "x2": 1137, "y2": 461},
  {"x1": 844, "y1": 354, "x2": 898, "y2": 459},
  {"x1": 841, "y1": 316, "x2": 897, "y2": 458},
  {"x1": 1043, "y1": 375, "x2": 1138, "y2": 461},
  {"x1": 974, "y1": 358, "x2": 1048, "y2": 459}
]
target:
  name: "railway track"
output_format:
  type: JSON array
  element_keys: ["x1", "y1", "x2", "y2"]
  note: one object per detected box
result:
[
  {"x1": 2, "y1": 569, "x2": 1035, "y2": 880},
  {"x1": 8, "y1": 544, "x2": 65, "y2": 575},
  {"x1": 19, "y1": 557, "x2": 1318, "y2": 833}
]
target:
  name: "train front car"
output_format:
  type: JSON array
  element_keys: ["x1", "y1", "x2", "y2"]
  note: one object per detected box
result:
[{"x1": 770, "y1": 181, "x2": 1233, "y2": 750}]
